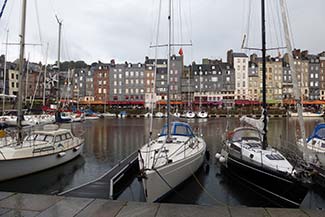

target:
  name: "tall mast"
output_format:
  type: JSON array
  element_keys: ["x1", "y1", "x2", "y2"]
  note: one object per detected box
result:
[
  {"x1": 17, "y1": 0, "x2": 27, "y2": 144},
  {"x1": 25, "y1": 53, "x2": 30, "y2": 105},
  {"x1": 166, "y1": 0, "x2": 172, "y2": 140},
  {"x1": 261, "y1": 0, "x2": 267, "y2": 149},
  {"x1": 2, "y1": 30, "x2": 8, "y2": 115},
  {"x1": 55, "y1": 15, "x2": 62, "y2": 103}
]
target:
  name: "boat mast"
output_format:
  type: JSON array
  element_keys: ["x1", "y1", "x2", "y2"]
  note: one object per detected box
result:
[
  {"x1": 166, "y1": 0, "x2": 172, "y2": 140},
  {"x1": 261, "y1": 0, "x2": 267, "y2": 149},
  {"x1": 43, "y1": 43, "x2": 49, "y2": 106},
  {"x1": 55, "y1": 15, "x2": 62, "y2": 103},
  {"x1": 2, "y1": 30, "x2": 8, "y2": 116},
  {"x1": 17, "y1": 0, "x2": 27, "y2": 144}
]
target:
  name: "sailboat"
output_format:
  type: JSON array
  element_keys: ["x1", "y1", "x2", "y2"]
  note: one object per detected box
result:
[
  {"x1": 138, "y1": 0, "x2": 207, "y2": 202},
  {"x1": 288, "y1": 110, "x2": 324, "y2": 118},
  {"x1": 216, "y1": 0, "x2": 308, "y2": 207},
  {"x1": 0, "y1": 0, "x2": 84, "y2": 181}
]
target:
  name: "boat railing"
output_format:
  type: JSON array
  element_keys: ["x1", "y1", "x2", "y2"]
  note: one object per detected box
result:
[{"x1": 152, "y1": 137, "x2": 193, "y2": 169}]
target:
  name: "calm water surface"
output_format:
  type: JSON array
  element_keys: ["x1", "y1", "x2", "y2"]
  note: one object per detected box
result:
[{"x1": 0, "y1": 117, "x2": 325, "y2": 209}]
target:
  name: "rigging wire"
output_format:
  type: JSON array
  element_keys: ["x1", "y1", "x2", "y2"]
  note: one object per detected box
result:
[
  {"x1": 149, "y1": 0, "x2": 162, "y2": 140},
  {"x1": 266, "y1": 1, "x2": 274, "y2": 56},
  {"x1": 178, "y1": 0, "x2": 183, "y2": 46},
  {"x1": 275, "y1": 0, "x2": 285, "y2": 54},
  {"x1": 34, "y1": 0, "x2": 44, "y2": 57},
  {"x1": 171, "y1": 0, "x2": 175, "y2": 54},
  {"x1": 0, "y1": 0, "x2": 8, "y2": 20},
  {"x1": 284, "y1": 0, "x2": 295, "y2": 48},
  {"x1": 269, "y1": 0, "x2": 280, "y2": 56},
  {"x1": 0, "y1": 0, "x2": 15, "y2": 53}
]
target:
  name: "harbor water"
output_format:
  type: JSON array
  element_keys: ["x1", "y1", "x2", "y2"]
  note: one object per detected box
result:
[{"x1": 0, "y1": 117, "x2": 325, "y2": 209}]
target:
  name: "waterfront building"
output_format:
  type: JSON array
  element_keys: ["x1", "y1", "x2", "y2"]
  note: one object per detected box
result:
[
  {"x1": 286, "y1": 50, "x2": 309, "y2": 100},
  {"x1": 227, "y1": 50, "x2": 249, "y2": 100},
  {"x1": 71, "y1": 68, "x2": 88, "y2": 101},
  {"x1": 145, "y1": 55, "x2": 183, "y2": 110},
  {"x1": 319, "y1": 52, "x2": 325, "y2": 100},
  {"x1": 191, "y1": 60, "x2": 235, "y2": 108},
  {"x1": 308, "y1": 55, "x2": 320, "y2": 100},
  {"x1": 24, "y1": 67, "x2": 42, "y2": 102},
  {"x1": 144, "y1": 57, "x2": 156, "y2": 109},
  {"x1": 282, "y1": 61, "x2": 293, "y2": 100},
  {"x1": 93, "y1": 63, "x2": 110, "y2": 102},
  {"x1": 248, "y1": 62, "x2": 259, "y2": 101},
  {"x1": 109, "y1": 62, "x2": 145, "y2": 107},
  {"x1": 0, "y1": 59, "x2": 12, "y2": 96},
  {"x1": 8, "y1": 68, "x2": 19, "y2": 96},
  {"x1": 181, "y1": 65, "x2": 194, "y2": 109},
  {"x1": 272, "y1": 57, "x2": 283, "y2": 102}
]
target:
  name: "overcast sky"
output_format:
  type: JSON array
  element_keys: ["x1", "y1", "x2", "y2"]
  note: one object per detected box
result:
[{"x1": 0, "y1": 0, "x2": 324, "y2": 65}]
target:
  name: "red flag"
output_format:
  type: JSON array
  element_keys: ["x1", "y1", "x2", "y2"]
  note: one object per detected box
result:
[{"x1": 178, "y1": 48, "x2": 183, "y2": 56}]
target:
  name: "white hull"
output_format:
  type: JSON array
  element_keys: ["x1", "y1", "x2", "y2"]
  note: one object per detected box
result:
[
  {"x1": 288, "y1": 111, "x2": 324, "y2": 117},
  {"x1": 155, "y1": 112, "x2": 165, "y2": 118},
  {"x1": 140, "y1": 146, "x2": 205, "y2": 202},
  {"x1": 184, "y1": 111, "x2": 195, "y2": 119},
  {"x1": 172, "y1": 112, "x2": 181, "y2": 118},
  {"x1": 118, "y1": 114, "x2": 127, "y2": 118},
  {"x1": 101, "y1": 113, "x2": 116, "y2": 117},
  {"x1": 0, "y1": 143, "x2": 83, "y2": 181},
  {"x1": 197, "y1": 111, "x2": 208, "y2": 118},
  {"x1": 84, "y1": 116, "x2": 99, "y2": 120}
]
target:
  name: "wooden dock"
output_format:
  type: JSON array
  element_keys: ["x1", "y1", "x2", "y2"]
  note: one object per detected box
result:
[
  {"x1": 0, "y1": 192, "x2": 323, "y2": 217},
  {"x1": 59, "y1": 151, "x2": 139, "y2": 199}
]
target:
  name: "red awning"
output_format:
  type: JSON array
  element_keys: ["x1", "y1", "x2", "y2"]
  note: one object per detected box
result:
[
  {"x1": 108, "y1": 101, "x2": 144, "y2": 105},
  {"x1": 193, "y1": 101, "x2": 223, "y2": 105},
  {"x1": 235, "y1": 100, "x2": 260, "y2": 105}
]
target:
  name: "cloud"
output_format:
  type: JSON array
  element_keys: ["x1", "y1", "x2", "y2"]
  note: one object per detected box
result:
[{"x1": 0, "y1": 0, "x2": 324, "y2": 65}]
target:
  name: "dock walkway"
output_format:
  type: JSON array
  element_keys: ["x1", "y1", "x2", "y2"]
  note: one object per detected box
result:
[
  {"x1": 0, "y1": 192, "x2": 323, "y2": 217},
  {"x1": 59, "y1": 151, "x2": 138, "y2": 199}
]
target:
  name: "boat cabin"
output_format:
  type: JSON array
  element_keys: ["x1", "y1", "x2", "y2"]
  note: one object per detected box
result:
[
  {"x1": 308, "y1": 123, "x2": 325, "y2": 143},
  {"x1": 231, "y1": 127, "x2": 262, "y2": 142},
  {"x1": 160, "y1": 122, "x2": 194, "y2": 137},
  {"x1": 25, "y1": 129, "x2": 73, "y2": 145}
]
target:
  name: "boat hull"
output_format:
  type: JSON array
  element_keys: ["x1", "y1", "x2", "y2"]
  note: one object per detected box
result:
[
  {"x1": 0, "y1": 143, "x2": 84, "y2": 181},
  {"x1": 289, "y1": 111, "x2": 324, "y2": 117},
  {"x1": 140, "y1": 147, "x2": 205, "y2": 202},
  {"x1": 222, "y1": 155, "x2": 308, "y2": 207}
]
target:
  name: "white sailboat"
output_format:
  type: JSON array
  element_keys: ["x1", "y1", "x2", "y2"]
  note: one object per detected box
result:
[
  {"x1": 216, "y1": 0, "x2": 308, "y2": 207},
  {"x1": 138, "y1": 0, "x2": 206, "y2": 202},
  {"x1": 288, "y1": 110, "x2": 324, "y2": 118},
  {"x1": 0, "y1": 0, "x2": 84, "y2": 181}
]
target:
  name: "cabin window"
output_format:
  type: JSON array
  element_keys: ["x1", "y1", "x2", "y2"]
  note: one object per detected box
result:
[
  {"x1": 230, "y1": 143, "x2": 241, "y2": 152},
  {"x1": 32, "y1": 134, "x2": 53, "y2": 142},
  {"x1": 316, "y1": 128, "x2": 325, "y2": 139},
  {"x1": 44, "y1": 136, "x2": 54, "y2": 142},
  {"x1": 61, "y1": 134, "x2": 67, "y2": 141},
  {"x1": 55, "y1": 135, "x2": 62, "y2": 142},
  {"x1": 265, "y1": 154, "x2": 285, "y2": 160},
  {"x1": 66, "y1": 133, "x2": 72, "y2": 139}
]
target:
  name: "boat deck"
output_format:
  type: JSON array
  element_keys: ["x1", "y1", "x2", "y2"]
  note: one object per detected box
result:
[
  {"x1": 0, "y1": 192, "x2": 323, "y2": 217},
  {"x1": 58, "y1": 151, "x2": 139, "y2": 199}
]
